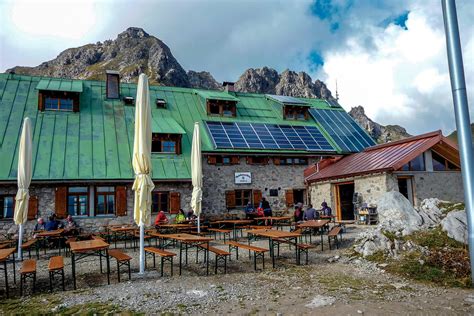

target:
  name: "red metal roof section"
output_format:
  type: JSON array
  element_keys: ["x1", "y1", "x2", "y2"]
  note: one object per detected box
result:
[{"x1": 306, "y1": 130, "x2": 459, "y2": 183}]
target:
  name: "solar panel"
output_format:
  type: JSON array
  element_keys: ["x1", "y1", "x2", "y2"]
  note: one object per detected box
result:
[
  {"x1": 266, "y1": 94, "x2": 309, "y2": 105},
  {"x1": 309, "y1": 109, "x2": 376, "y2": 152},
  {"x1": 206, "y1": 121, "x2": 334, "y2": 152},
  {"x1": 326, "y1": 99, "x2": 341, "y2": 108}
]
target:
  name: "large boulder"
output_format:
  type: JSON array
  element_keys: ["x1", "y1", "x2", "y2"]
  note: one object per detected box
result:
[
  {"x1": 441, "y1": 210, "x2": 468, "y2": 244},
  {"x1": 417, "y1": 198, "x2": 444, "y2": 228},
  {"x1": 376, "y1": 191, "x2": 423, "y2": 236},
  {"x1": 354, "y1": 229, "x2": 392, "y2": 257}
]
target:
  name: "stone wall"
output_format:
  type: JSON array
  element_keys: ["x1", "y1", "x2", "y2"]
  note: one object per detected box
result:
[
  {"x1": 0, "y1": 182, "x2": 192, "y2": 236},
  {"x1": 354, "y1": 173, "x2": 397, "y2": 205},
  {"x1": 309, "y1": 182, "x2": 332, "y2": 208},
  {"x1": 411, "y1": 171, "x2": 464, "y2": 204},
  {"x1": 202, "y1": 157, "x2": 318, "y2": 214}
]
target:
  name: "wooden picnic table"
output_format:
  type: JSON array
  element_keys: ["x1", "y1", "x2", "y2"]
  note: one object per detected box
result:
[
  {"x1": 254, "y1": 216, "x2": 292, "y2": 228},
  {"x1": 35, "y1": 229, "x2": 65, "y2": 255},
  {"x1": 165, "y1": 233, "x2": 212, "y2": 275},
  {"x1": 109, "y1": 226, "x2": 136, "y2": 248},
  {"x1": 35, "y1": 229, "x2": 64, "y2": 238},
  {"x1": 297, "y1": 220, "x2": 330, "y2": 250},
  {"x1": 0, "y1": 248, "x2": 16, "y2": 298},
  {"x1": 212, "y1": 220, "x2": 254, "y2": 239},
  {"x1": 69, "y1": 239, "x2": 110, "y2": 290},
  {"x1": 246, "y1": 229, "x2": 301, "y2": 268}
]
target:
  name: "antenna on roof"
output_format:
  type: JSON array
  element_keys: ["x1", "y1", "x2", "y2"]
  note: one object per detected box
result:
[{"x1": 335, "y1": 80, "x2": 339, "y2": 101}]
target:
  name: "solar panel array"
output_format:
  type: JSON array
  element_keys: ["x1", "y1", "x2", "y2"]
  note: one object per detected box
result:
[
  {"x1": 206, "y1": 121, "x2": 334, "y2": 152},
  {"x1": 309, "y1": 109, "x2": 376, "y2": 152},
  {"x1": 266, "y1": 94, "x2": 309, "y2": 105}
]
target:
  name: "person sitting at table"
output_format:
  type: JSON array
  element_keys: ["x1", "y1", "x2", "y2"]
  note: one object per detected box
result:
[
  {"x1": 64, "y1": 215, "x2": 79, "y2": 236},
  {"x1": 304, "y1": 204, "x2": 318, "y2": 221},
  {"x1": 260, "y1": 197, "x2": 272, "y2": 217},
  {"x1": 154, "y1": 211, "x2": 169, "y2": 226},
  {"x1": 294, "y1": 205, "x2": 304, "y2": 223},
  {"x1": 244, "y1": 202, "x2": 256, "y2": 219},
  {"x1": 34, "y1": 217, "x2": 46, "y2": 231},
  {"x1": 256, "y1": 207, "x2": 264, "y2": 217},
  {"x1": 175, "y1": 209, "x2": 186, "y2": 223},
  {"x1": 45, "y1": 214, "x2": 62, "y2": 231},
  {"x1": 321, "y1": 201, "x2": 332, "y2": 216}
]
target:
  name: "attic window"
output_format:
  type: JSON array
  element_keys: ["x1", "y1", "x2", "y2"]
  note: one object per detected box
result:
[
  {"x1": 156, "y1": 99, "x2": 167, "y2": 108},
  {"x1": 152, "y1": 134, "x2": 182, "y2": 154},
  {"x1": 284, "y1": 105, "x2": 308, "y2": 120},
  {"x1": 106, "y1": 71, "x2": 120, "y2": 99},
  {"x1": 207, "y1": 100, "x2": 236, "y2": 117},
  {"x1": 123, "y1": 96, "x2": 134, "y2": 105},
  {"x1": 39, "y1": 90, "x2": 79, "y2": 112}
]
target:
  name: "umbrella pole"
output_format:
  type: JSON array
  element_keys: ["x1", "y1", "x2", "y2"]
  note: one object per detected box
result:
[
  {"x1": 17, "y1": 224, "x2": 23, "y2": 260},
  {"x1": 139, "y1": 223, "x2": 145, "y2": 274},
  {"x1": 197, "y1": 216, "x2": 201, "y2": 234}
]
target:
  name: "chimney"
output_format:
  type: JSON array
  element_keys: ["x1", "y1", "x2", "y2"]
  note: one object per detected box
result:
[
  {"x1": 223, "y1": 81, "x2": 235, "y2": 93},
  {"x1": 106, "y1": 70, "x2": 120, "y2": 99}
]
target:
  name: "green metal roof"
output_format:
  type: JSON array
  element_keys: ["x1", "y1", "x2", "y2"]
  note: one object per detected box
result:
[
  {"x1": 36, "y1": 78, "x2": 83, "y2": 93},
  {"x1": 0, "y1": 73, "x2": 373, "y2": 182},
  {"x1": 195, "y1": 89, "x2": 240, "y2": 102},
  {"x1": 151, "y1": 115, "x2": 186, "y2": 134}
]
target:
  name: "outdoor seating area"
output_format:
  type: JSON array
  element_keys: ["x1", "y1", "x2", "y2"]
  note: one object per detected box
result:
[{"x1": 0, "y1": 217, "x2": 347, "y2": 298}]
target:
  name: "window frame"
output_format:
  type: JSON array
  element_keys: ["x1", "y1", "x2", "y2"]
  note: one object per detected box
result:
[
  {"x1": 0, "y1": 195, "x2": 15, "y2": 220},
  {"x1": 106, "y1": 73, "x2": 120, "y2": 99},
  {"x1": 431, "y1": 151, "x2": 460, "y2": 171},
  {"x1": 39, "y1": 90, "x2": 80, "y2": 112},
  {"x1": 206, "y1": 100, "x2": 237, "y2": 117},
  {"x1": 95, "y1": 186, "x2": 116, "y2": 216},
  {"x1": 67, "y1": 186, "x2": 90, "y2": 217},
  {"x1": 283, "y1": 105, "x2": 309, "y2": 121},
  {"x1": 152, "y1": 133, "x2": 182, "y2": 154},
  {"x1": 234, "y1": 189, "x2": 252, "y2": 208},
  {"x1": 152, "y1": 191, "x2": 170, "y2": 214},
  {"x1": 275, "y1": 157, "x2": 308, "y2": 165}
]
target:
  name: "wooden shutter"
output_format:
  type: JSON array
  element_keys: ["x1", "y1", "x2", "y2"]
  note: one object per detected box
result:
[
  {"x1": 115, "y1": 186, "x2": 127, "y2": 216},
  {"x1": 55, "y1": 187, "x2": 67, "y2": 219},
  {"x1": 253, "y1": 190, "x2": 262, "y2": 208},
  {"x1": 170, "y1": 192, "x2": 180, "y2": 214},
  {"x1": 273, "y1": 157, "x2": 281, "y2": 165},
  {"x1": 207, "y1": 156, "x2": 217, "y2": 165},
  {"x1": 231, "y1": 156, "x2": 240, "y2": 164},
  {"x1": 38, "y1": 92, "x2": 45, "y2": 111},
  {"x1": 246, "y1": 157, "x2": 252, "y2": 164},
  {"x1": 72, "y1": 93, "x2": 80, "y2": 112},
  {"x1": 285, "y1": 189, "x2": 294, "y2": 207},
  {"x1": 225, "y1": 191, "x2": 236, "y2": 209},
  {"x1": 27, "y1": 196, "x2": 38, "y2": 220}
]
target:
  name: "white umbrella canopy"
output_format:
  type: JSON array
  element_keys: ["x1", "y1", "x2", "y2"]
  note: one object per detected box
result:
[
  {"x1": 132, "y1": 73, "x2": 155, "y2": 274},
  {"x1": 191, "y1": 122, "x2": 203, "y2": 232},
  {"x1": 14, "y1": 117, "x2": 32, "y2": 260}
]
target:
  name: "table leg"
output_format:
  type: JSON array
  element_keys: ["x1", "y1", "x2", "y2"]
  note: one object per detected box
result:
[
  {"x1": 99, "y1": 249, "x2": 103, "y2": 273},
  {"x1": 320, "y1": 230, "x2": 324, "y2": 251},
  {"x1": 4, "y1": 260, "x2": 8, "y2": 299},
  {"x1": 206, "y1": 241, "x2": 209, "y2": 276},
  {"x1": 269, "y1": 239, "x2": 275, "y2": 268},
  {"x1": 114, "y1": 232, "x2": 117, "y2": 248},
  {"x1": 294, "y1": 237, "x2": 299, "y2": 265},
  {"x1": 72, "y1": 252, "x2": 76, "y2": 290},
  {"x1": 106, "y1": 249, "x2": 110, "y2": 285},
  {"x1": 179, "y1": 242, "x2": 183, "y2": 276}
]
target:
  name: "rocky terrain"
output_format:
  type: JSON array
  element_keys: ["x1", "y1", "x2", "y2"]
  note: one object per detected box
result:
[
  {"x1": 349, "y1": 106, "x2": 411, "y2": 143},
  {"x1": 448, "y1": 123, "x2": 474, "y2": 146}
]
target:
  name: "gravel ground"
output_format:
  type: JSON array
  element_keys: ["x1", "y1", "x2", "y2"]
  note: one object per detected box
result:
[{"x1": 2, "y1": 225, "x2": 474, "y2": 315}]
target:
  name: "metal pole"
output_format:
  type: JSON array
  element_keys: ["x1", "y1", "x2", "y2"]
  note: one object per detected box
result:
[
  {"x1": 17, "y1": 223, "x2": 24, "y2": 260},
  {"x1": 441, "y1": 0, "x2": 474, "y2": 284},
  {"x1": 139, "y1": 223, "x2": 145, "y2": 274}
]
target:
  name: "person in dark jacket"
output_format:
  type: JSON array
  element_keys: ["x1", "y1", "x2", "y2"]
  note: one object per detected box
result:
[
  {"x1": 260, "y1": 197, "x2": 272, "y2": 217},
  {"x1": 294, "y1": 205, "x2": 304, "y2": 223},
  {"x1": 321, "y1": 202, "x2": 332, "y2": 216},
  {"x1": 45, "y1": 214, "x2": 61, "y2": 231}
]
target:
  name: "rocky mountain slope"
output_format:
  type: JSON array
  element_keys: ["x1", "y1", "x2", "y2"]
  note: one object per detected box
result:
[
  {"x1": 448, "y1": 124, "x2": 474, "y2": 145},
  {"x1": 349, "y1": 106, "x2": 411, "y2": 143},
  {"x1": 8, "y1": 27, "x2": 408, "y2": 142}
]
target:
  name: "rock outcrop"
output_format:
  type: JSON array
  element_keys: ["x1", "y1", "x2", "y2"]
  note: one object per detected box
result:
[
  {"x1": 187, "y1": 70, "x2": 221, "y2": 90},
  {"x1": 349, "y1": 106, "x2": 411, "y2": 143},
  {"x1": 377, "y1": 191, "x2": 423, "y2": 236},
  {"x1": 441, "y1": 210, "x2": 468, "y2": 244}
]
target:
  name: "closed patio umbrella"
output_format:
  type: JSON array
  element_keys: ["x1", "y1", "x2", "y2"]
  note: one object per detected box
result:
[
  {"x1": 191, "y1": 122, "x2": 203, "y2": 233},
  {"x1": 132, "y1": 74, "x2": 155, "y2": 274},
  {"x1": 14, "y1": 117, "x2": 32, "y2": 260}
]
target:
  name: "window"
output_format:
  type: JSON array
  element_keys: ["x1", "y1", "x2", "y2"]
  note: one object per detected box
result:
[
  {"x1": 123, "y1": 97, "x2": 134, "y2": 105},
  {"x1": 284, "y1": 105, "x2": 308, "y2": 120},
  {"x1": 235, "y1": 190, "x2": 252, "y2": 207},
  {"x1": 152, "y1": 134, "x2": 182, "y2": 154},
  {"x1": 0, "y1": 196, "x2": 14, "y2": 220},
  {"x1": 152, "y1": 191, "x2": 169, "y2": 213},
  {"x1": 269, "y1": 189, "x2": 279, "y2": 197},
  {"x1": 207, "y1": 155, "x2": 239, "y2": 165},
  {"x1": 275, "y1": 157, "x2": 308, "y2": 165},
  {"x1": 96, "y1": 186, "x2": 115, "y2": 215},
  {"x1": 206, "y1": 100, "x2": 237, "y2": 117},
  {"x1": 156, "y1": 99, "x2": 167, "y2": 108},
  {"x1": 39, "y1": 90, "x2": 79, "y2": 112},
  {"x1": 401, "y1": 154, "x2": 425, "y2": 171},
  {"x1": 67, "y1": 187, "x2": 89, "y2": 216},
  {"x1": 432, "y1": 151, "x2": 460, "y2": 171},
  {"x1": 106, "y1": 72, "x2": 120, "y2": 99}
]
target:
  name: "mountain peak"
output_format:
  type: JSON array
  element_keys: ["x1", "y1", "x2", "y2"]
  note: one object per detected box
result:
[{"x1": 117, "y1": 27, "x2": 150, "y2": 39}]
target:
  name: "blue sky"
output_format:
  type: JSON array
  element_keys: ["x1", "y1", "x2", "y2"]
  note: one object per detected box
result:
[{"x1": 0, "y1": 0, "x2": 473, "y2": 135}]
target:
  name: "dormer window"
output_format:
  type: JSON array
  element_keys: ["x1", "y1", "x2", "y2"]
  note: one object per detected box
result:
[
  {"x1": 207, "y1": 100, "x2": 236, "y2": 117},
  {"x1": 123, "y1": 96, "x2": 134, "y2": 105},
  {"x1": 284, "y1": 105, "x2": 308, "y2": 120},
  {"x1": 152, "y1": 134, "x2": 182, "y2": 154},
  {"x1": 156, "y1": 99, "x2": 167, "y2": 108},
  {"x1": 106, "y1": 70, "x2": 120, "y2": 99},
  {"x1": 36, "y1": 79, "x2": 82, "y2": 112}
]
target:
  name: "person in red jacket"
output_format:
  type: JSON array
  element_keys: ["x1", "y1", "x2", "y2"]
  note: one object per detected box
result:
[{"x1": 154, "y1": 211, "x2": 168, "y2": 227}]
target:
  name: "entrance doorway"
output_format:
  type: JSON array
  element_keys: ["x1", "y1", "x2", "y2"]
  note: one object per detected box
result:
[
  {"x1": 398, "y1": 177, "x2": 414, "y2": 205},
  {"x1": 293, "y1": 189, "x2": 305, "y2": 205},
  {"x1": 336, "y1": 183, "x2": 355, "y2": 220}
]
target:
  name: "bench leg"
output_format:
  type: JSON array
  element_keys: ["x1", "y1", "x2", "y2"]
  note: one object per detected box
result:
[
  {"x1": 100, "y1": 249, "x2": 103, "y2": 273},
  {"x1": 262, "y1": 253, "x2": 265, "y2": 270},
  {"x1": 170, "y1": 258, "x2": 173, "y2": 276},
  {"x1": 49, "y1": 271, "x2": 53, "y2": 292},
  {"x1": 117, "y1": 260, "x2": 121, "y2": 283},
  {"x1": 254, "y1": 253, "x2": 257, "y2": 271},
  {"x1": 160, "y1": 257, "x2": 164, "y2": 277},
  {"x1": 224, "y1": 256, "x2": 227, "y2": 274},
  {"x1": 328, "y1": 236, "x2": 332, "y2": 250},
  {"x1": 215, "y1": 255, "x2": 218, "y2": 274},
  {"x1": 20, "y1": 274, "x2": 23, "y2": 296},
  {"x1": 153, "y1": 253, "x2": 156, "y2": 268},
  {"x1": 128, "y1": 262, "x2": 131, "y2": 280},
  {"x1": 62, "y1": 269, "x2": 65, "y2": 291},
  {"x1": 33, "y1": 272, "x2": 36, "y2": 294}
]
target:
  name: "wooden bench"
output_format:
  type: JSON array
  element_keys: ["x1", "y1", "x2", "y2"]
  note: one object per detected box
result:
[
  {"x1": 327, "y1": 226, "x2": 342, "y2": 250},
  {"x1": 108, "y1": 249, "x2": 132, "y2": 282},
  {"x1": 20, "y1": 259, "x2": 36, "y2": 296},
  {"x1": 226, "y1": 241, "x2": 268, "y2": 271},
  {"x1": 207, "y1": 228, "x2": 232, "y2": 243},
  {"x1": 296, "y1": 243, "x2": 316, "y2": 265},
  {"x1": 144, "y1": 247, "x2": 176, "y2": 276},
  {"x1": 21, "y1": 239, "x2": 39, "y2": 259},
  {"x1": 48, "y1": 256, "x2": 65, "y2": 292},
  {"x1": 196, "y1": 244, "x2": 231, "y2": 274}
]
